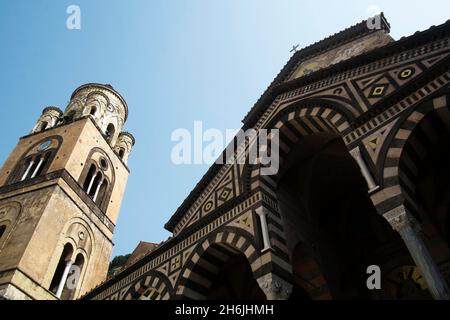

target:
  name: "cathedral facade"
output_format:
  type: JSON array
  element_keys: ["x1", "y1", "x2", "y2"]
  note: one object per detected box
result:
[{"x1": 2, "y1": 14, "x2": 450, "y2": 300}]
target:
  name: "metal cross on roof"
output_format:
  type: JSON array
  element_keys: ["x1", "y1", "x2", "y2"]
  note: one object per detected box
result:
[{"x1": 290, "y1": 44, "x2": 299, "y2": 53}]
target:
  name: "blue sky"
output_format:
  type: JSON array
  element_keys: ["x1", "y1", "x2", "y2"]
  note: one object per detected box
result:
[{"x1": 0, "y1": 0, "x2": 449, "y2": 258}]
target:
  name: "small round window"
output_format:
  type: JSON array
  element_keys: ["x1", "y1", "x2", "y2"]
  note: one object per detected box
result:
[
  {"x1": 37, "y1": 140, "x2": 52, "y2": 152},
  {"x1": 100, "y1": 158, "x2": 108, "y2": 170}
]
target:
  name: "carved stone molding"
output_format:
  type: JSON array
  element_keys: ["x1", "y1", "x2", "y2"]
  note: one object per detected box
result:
[
  {"x1": 256, "y1": 273, "x2": 292, "y2": 300},
  {"x1": 383, "y1": 205, "x2": 422, "y2": 234}
]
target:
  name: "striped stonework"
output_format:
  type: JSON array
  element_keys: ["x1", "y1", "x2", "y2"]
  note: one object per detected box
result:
[
  {"x1": 175, "y1": 228, "x2": 260, "y2": 299},
  {"x1": 247, "y1": 102, "x2": 351, "y2": 194},
  {"x1": 119, "y1": 272, "x2": 172, "y2": 300},
  {"x1": 81, "y1": 20, "x2": 450, "y2": 301},
  {"x1": 372, "y1": 92, "x2": 450, "y2": 216}
]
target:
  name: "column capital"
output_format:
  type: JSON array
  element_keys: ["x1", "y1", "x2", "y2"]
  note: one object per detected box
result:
[
  {"x1": 257, "y1": 273, "x2": 292, "y2": 300},
  {"x1": 383, "y1": 205, "x2": 419, "y2": 233},
  {"x1": 349, "y1": 146, "x2": 361, "y2": 159},
  {"x1": 255, "y1": 206, "x2": 270, "y2": 217}
]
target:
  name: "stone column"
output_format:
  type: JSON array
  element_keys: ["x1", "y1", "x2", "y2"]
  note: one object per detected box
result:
[
  {"x1": 30, "y1": 156, "x2": 45, "y2": 179},
  {"x1": 350, "y1": 146, "x2": 379, "y2": 193},
  {"x1": 255, "y1": 207, "x2": 272, "y2": 252},
  {"x1": 93, "y1": 178, "x2": 103, "y2": 202},
  {"x1": 86, "y1": 173, "x2": 96, "y2": 195},
  {"x1": 56, "y1": 260, "x2": 74, "y2": 299},
  {"x1": 21, "y1": 160, "x2": 34, "y2": 181},
  {"x1": 384, "y1": 206, "x2": 450, "y2": 300},
  {"x1": 257, "y1": 273, "x2": 292, "y2": 300}
]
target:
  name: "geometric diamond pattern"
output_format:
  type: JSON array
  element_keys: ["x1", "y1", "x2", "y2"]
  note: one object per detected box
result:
[
  {"x1": 218, "y1": 186, "x2": 232, "y2": 202},
  {"x1": 368, "y1": 83, "x2": 389, "y2": 99}
]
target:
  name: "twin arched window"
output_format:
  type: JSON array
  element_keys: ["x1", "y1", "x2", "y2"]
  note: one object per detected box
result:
[
  {"x1": 49, "y1": 243, "x2": 86, "y2": 300},
  {"x1": 20, "y1": 152, "x2": 51, "y2": 181},
  {"x1": 82, "y1": 163, "x2": 110, "y2": 209},
  {"x1": 7, "y1": 137, "x2": 61, "y2": 186},
  {"x1": 8, "y1": 150, "x2": 54, "y2": 185}
]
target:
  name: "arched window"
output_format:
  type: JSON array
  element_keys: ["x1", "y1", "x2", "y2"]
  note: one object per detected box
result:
[
  {"x1": 19, "y1": 157, "x2": 33, "y2": 181},
  {"x1": 49, "y1": 243, "x2": 74, "y2": 297},
  {"x1": 90, "y1": 107, "x2": 97, "y2": 116},
  {"x1": 105, "y1": 124, "x2": 115, "y2": 143},
  {"x1": 95, "y1": 180, "x2": 108, "y2": 205},
  {"x1": 82, "y1": 164, "x2": 96, "y2": 193},
  {"x1": 118, "y1": 148, "x2": 125, "y2": 160},
  {"x1": 80, "y1": 152, "x2": 114, "y2": 212},
  {"x1": 17, "y1": 151, "x2": 52, "y2": 182},
  {"x1": 39, "y1": 121, "x2": 48, "y2": 132},
  {"x1": 63, "y1": 253, "x2": 85, "y2": 300},
  {"x1": 89, "y1": 172, "x2": 103, "y2": 199},
  {"x1": 0, "y1": 225, "x2": 6, "y2": 241},
  {"x1": 63, "y1": 111, "x2": 76, "y2": 124},
  {"x1": 82, "y1": 164, "x2": 110, "y2": 208}
]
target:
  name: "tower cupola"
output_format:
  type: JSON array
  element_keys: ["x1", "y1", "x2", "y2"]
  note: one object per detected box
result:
[
  {"x1": 31, "y1": 106, "x2": 63, "y2": 133},
  {"x1": 113, "y1": 132, "x2": 135, "y2": 164},
  {"x1": 62, "y1": 83, "x2": 129, "y2": 146}
]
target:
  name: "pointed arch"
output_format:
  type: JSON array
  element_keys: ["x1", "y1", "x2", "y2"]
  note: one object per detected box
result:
[
  {"x1": 121, "y1": 271, "x2": 173, "y2": 300},
  {"x1": 176, "y1": 227, "x2": 260, "y2": 299},
  {"x1": 374, "y1": 92, "x2": 450, "y2": 215},
  {"x1": 242, "y1": 99, "x2": 353, "y2": 195}
]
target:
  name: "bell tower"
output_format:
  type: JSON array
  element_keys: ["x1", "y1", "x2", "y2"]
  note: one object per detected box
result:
[{"x1": 0, "y1": 83, "x2": 134, "y2": 300}]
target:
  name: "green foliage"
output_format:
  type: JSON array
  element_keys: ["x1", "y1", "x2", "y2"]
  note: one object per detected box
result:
[{"x1": 108, "y1": 254, "x2": 131, "y2": 274}]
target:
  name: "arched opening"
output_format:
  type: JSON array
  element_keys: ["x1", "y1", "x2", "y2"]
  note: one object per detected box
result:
[
  {"x1": 118, "y1": 148, "x2": 125, "y2": 160},
  {"x1": 61, "y1": 253, "x2": 85, "y2": 300},
  {"x1": 83, "y1": 164, "x2": 96, "y2": 193},
  {"x1": 31, "y1": 151, "x2": 51, "y2": 179},
  {"x1": 96, "y1": 179, "x2": 108, "y2": 207},
  {"x1": 105, "y1": 124, "x2": 115, "y2": 143},
  {"x1": 49, "y1": 243, "x2": 74, "y2": 295},
  {"x1": 90, "y1": 106, "x2": 97, "y2": 116},
  {"x1": 19, "y1": 157, "x2": 33, "y2": 181},
  {"x1": 276, "y1": 132, "x2": 405, "y2": 299},
  {"x1": 88, "y1": 172, "x2": 102, "y2": 198},
  {"x1": 0, "y1": 225, "x2": 6, "y2": 241},
  {"x1": 184, "y1": 243, "x2": 265, "y2": 300},
  {"x1": 39, "y1": 121, "x2": 48, "y2": 132},
  {"x1": 289, "y1": 242, "x2": 331, "y2": 300},
  {"x1": 400, "y1": 108, "x2": 450, "y2": 283},
  {"x1": 14, "y1": 151, "x2": 54, "y2": 184},
  {"x1": 63, "y1": 111, "x2": 76, "y2": 123},
  {"x1": 28, "y1": 154, "x2": 41, "y2": 179}
]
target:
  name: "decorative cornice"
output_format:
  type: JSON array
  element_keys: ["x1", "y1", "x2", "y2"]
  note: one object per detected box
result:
[{"x1": 0, "y1": 169, "x2": 115, "y2": 233}]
